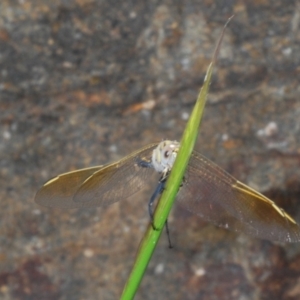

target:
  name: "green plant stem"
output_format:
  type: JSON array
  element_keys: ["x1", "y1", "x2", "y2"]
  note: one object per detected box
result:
[{"x1": 120, "y1": 17, "x2": 232, "y2": 300}]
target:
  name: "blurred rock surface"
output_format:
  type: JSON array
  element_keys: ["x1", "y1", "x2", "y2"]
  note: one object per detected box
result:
[{"x1": 1, "y1": 1, "x2": 300, "y2": 299}]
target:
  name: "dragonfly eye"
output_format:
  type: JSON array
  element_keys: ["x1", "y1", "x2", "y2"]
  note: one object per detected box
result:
[
  {"x1": 152, "y1": 140, "x2": 180, "y2": 173},
  {"x1": 164, "y1": 151, "x2": 170, "y2": 158}
]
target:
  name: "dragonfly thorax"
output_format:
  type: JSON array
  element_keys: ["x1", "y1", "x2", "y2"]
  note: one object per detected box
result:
[{"x1": 152, "y1": 140, "x2": 180, "y2": 175}]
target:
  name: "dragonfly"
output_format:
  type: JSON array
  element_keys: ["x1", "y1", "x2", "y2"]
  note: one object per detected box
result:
[{"x1": 35, "y1": 140, "x2": 300, "y2": 243}]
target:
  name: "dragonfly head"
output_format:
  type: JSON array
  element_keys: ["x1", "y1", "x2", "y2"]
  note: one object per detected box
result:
[{"x1": 152, "y1": 140, "x2": 180, "y2": 175}]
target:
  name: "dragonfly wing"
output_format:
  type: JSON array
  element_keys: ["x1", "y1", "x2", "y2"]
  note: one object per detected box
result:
[
  {"x1": 35, "y1": 143, "x2": 158, "y2": 209},
  {"x1": 72, "y1": 143, "x2": 158, "y2": 208},
  {"x1": 176, "y1": 151, "x2": 300, "y2": 243},
  {"x1": 35, "y1": 166, "x2": 103, "y2": 208}
]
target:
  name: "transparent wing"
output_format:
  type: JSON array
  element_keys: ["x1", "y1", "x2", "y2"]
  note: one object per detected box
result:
[
  {"x1": 35, "y1": 143, "x2": 158, "y2": 209},
  {"x1": 176, "y1": 151, "x2": 300, "y2": 243},
  {"x1": 35, "y1": 166, "x2": 104, "y2": 208}
]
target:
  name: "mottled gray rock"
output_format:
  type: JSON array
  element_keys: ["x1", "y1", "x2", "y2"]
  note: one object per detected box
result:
[{"x1": 1, "y1": 1, "x2": 300, "y2": 299}]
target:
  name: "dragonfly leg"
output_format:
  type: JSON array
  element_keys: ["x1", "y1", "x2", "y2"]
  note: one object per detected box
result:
[
  {"x1": 148, "y1": 179, "x2": 174, "y2": 248},
  {"x1": 148, "y1": 180, "x2": 165, "y2": 230},
  {"x1": 165, "y1": 219, "x2": 173, "y2": 248},
  {"x1": 136, "y1": 159, "x2": 152, "y2": 169}
]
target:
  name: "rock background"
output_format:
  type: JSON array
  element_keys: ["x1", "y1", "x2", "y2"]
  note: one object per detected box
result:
[{"x1": 1, "y1": 1, "x2": 300, "y2": 299}]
